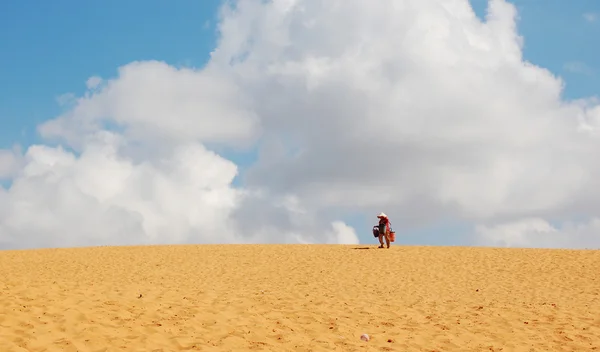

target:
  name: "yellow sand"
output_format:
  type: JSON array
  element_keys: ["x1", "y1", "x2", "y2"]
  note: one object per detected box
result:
[{"x1": 1, "y1": 244, "x2": 599, "y2": 352}]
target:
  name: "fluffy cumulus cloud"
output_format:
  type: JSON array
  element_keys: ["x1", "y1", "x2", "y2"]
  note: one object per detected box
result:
[
  {"x1": 0, "y1": 148, "x2": 21, "y2": 179},
  {"x1": 2, "y1": 0, "x2": 600, "y2": 249},
  {"x1": 0, "y1": 130, "x2": 359, "y2": 249},
  {"x1": 475, "y1": 218, "x2": 600, "y2": 249}
]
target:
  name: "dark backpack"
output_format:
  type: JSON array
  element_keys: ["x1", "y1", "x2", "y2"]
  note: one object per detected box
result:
[
  {"x1": 373, "y1": 222, "x2": 393, "y2": 238},
  {"x1": 372, "y1": 226, "x2": 380, "y2": 237}
]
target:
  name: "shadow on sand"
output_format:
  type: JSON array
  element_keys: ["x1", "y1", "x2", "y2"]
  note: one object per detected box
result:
[{"x1": 352, "y1": 247, "x2": 372, "y2": 250}]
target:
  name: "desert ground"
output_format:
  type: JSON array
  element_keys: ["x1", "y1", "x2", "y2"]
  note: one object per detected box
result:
[{"x1": 0, "y1": 244, "x2": 599, "y2": 351}]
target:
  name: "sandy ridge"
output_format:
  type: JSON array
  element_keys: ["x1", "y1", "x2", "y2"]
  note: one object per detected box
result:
[{"x1": 1, "y1": 244, "x2": 599, "y2": 351}]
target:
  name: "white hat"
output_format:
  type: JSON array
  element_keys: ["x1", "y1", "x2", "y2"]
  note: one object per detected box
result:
[{"x1": 377, "y1": 212, "x2": 387, "y2": 218}]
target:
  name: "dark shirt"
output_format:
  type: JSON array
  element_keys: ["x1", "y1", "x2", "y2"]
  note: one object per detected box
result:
[{"x1": 378, "y1": 217, "x2": 389, "y2": 231}]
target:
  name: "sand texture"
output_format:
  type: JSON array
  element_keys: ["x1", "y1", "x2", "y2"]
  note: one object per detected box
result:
[{"x1": 1, "y1": 244, "x2": 599, "y2": 352}]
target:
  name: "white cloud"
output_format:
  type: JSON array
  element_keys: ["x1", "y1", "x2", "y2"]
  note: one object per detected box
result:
[
  {"x1": 38, "y1": 61, "x2": 260, "y2": 150},
  {"x1": 211, "y1": 0, "x2": 600, "y2": 225},
  {"x1": 2, "y1": 0, "x2": 600, "y2": 249},
  {"x1": 0, "y1": 132, "x2": 239, "y2": 248},
  {"x1": 583, "y1": 12, "x2": 597, "y2": 23},
  {"x1": 0, "y1": 148, "x2": 21, "y2": 180},
  {"x1": 327, "y1": 221, "x2": 360, "y2": 244},
  {"x1": 0, "y1": 130, "x2": 354, "y2": 249},
  {"x1": 475, "y1": 218, "x2": 600, "y2": 249},
  {"x1": 86, "y1": 76, "x2": 103, "y2": 90}
]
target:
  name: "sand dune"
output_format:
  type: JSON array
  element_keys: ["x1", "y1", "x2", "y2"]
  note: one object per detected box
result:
[{"x1": 1, "y1": 244, "x2": 599, "y2": 351}]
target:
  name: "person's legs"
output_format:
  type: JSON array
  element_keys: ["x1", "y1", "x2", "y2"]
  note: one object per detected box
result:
[
  {"x1": 384, "y1": 231, "x2": 391, "y2": 248},
  {"x1": 378, "y1": 224, "x2": 386, "y2": 248},
  {"x1": 378, "y1": 233, "x2": 385, "y2": 248}
]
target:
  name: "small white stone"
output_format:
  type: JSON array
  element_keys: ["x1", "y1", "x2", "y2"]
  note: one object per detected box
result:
[{"x1": 360, "y1": 334, "x2": 370, "y2": 342}]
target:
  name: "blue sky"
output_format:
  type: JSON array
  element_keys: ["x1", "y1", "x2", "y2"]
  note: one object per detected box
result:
[
  {"x1": 0, "y1": 0, "x2": 222, "y2": 148},
  {"x1": 1, "y1": 0, "x2": 599, "y2": 245}
]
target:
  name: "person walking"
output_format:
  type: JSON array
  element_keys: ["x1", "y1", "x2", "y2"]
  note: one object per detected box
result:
[{"x1": 376, "y1": 212, "x2": 391, "y2": 248}]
